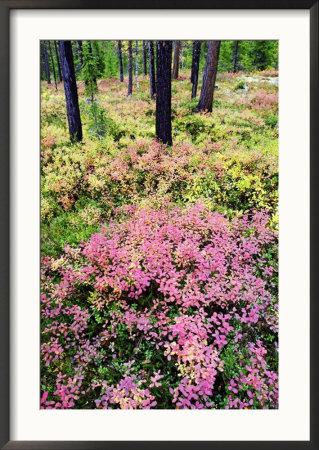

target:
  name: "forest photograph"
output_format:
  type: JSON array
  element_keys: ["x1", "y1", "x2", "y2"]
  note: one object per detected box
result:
[{"x1": 40, "y1": 40, "x2": 278, "y2": 410}]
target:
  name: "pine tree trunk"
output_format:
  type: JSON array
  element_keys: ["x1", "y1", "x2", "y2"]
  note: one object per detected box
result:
[
  {"x1": 172, "y1": 40, "x2": 180, "y2": 79},
  {"x1": 143, "y1": 41, "x2": 147, "y2": 75},
  {"x1": 54, "y1": 41, "x2": 63, "y2": 82},
  {"x1": 118, "y1": 40, "x2": 124, "y2": 82},
  {"x1": 135, "y1": 41, "x2": 139, "y2": 89},
  {"x1": 191, "y1": 40, "x2": 201, "y2": 99},
  {"x1": 148, "y1": 40, "x2": 156, "y2": 99},
  {"x1": 43, "y1": 41, "x2": 51, "y2": 84},
  {"x1": 233, "y1": 40, "x2": 239, "y2": 73},
  {"x1": 48, "y1": 41, "x2": 57, "y2": 89},
  {"x1": 40, "y1": 42, "x2": 46, "y2": 81},
  {"x1": 127, "y1": 41, "x2": 133, "y2": 96},
  {"x1": 59, "y1": 40, "x2": 83, "y2": 142},
  {"x1": 196, "y1": 40, "x2": 221, "y2": 113},
  {"x1": 156, "y1": 40, "x2": 172, "y2": 146}
]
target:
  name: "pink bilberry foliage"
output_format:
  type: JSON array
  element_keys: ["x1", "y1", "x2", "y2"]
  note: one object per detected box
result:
[{"x1": 41, "y1": 203, "x2": 278, "y2": 409}]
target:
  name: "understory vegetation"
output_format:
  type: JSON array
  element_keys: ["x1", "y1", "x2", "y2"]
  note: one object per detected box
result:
[{"x1": 41, "y1": 52, "x2": 278, "y2": 410}]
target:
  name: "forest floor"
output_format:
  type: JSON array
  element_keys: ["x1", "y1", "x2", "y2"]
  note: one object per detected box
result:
[
  {"x1": 40, "y1": 70, "x2": 279, "y2": 410},
  {"x1": 41, "y1": 70, "x2": 278, "y2": 256}
]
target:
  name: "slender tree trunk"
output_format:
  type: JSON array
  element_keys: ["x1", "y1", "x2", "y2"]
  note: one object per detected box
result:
[
  {"x1": 48, "y1": 41, "x2": 57, "y2": 89},
  {"x1": 191, "y1": 40, "x2": 201, "y2": 99},
  {"x1": 143, "y1": 40, "x2": 147, "y2": 75},
  {"x1": 40, "y1": 42, "x2": 46, "y2": 81},
  {"x1": 43, "y1": 41, "x2": 51, "y2": 84},
  {"x1": 156, "y1": 40, "x2": 172, "y2": 146},
  {"x1": 59, "y1": 40, "x2": 82, "y2": 142},
  {"x1": 233, "y1": 40, "x2": 239, "y2": 73},
  {"x1": 54, "y1": 41, "x2": 63, "y2": 82},
  {"x1": 196, "y1": 40, "x2": 221, "y2": 113},
  {"x1": 172, "y1": 40, "x2": 180, "y2": 79},
  {"x1": 127, "y1": 41, "x2": 133, "y2": 96},
  {"x1": 148, "y1": 41, "x2": 156, "y2": 99},
  {"x1": 135, "y1": 41, "x2": 139, "y2": 89},
  {"x1": 118, "y1": 40, "x2": 124, "y2": 82}
]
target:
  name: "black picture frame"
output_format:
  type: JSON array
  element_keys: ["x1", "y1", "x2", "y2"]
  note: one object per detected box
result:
[{"x1": 0, "y1": 1, "x2": 318, "y2": 449}]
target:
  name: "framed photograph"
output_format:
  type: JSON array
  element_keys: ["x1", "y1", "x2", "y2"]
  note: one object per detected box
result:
[{"x1": 0, "y1": 1, "x2": 318, "y2": 449}]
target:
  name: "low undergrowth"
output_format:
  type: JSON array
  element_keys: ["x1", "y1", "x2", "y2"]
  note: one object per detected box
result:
[{"x1": 41, "y1": 70, "x2": 278, "y2": 409}]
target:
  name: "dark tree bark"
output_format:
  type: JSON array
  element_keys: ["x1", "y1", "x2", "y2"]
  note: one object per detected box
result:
[
  {"x1": 156, "y1": 40, "x2": 172, "y2": 146},
  {"x1": 233, "y1": 40, "x2": 239, "y2": 73},
  {"x1": 118, "y1": 40, "x2": 124, "y2": 82},
  {"x1": 59, "y1": 40, "x2": 83, "y2": 142},
  {"x1": 196, "y1": 40, "x2": 221, "y2": 113},
  {"x1": 127, "y1": 41, "x2": 133, "y2": 96},
  {"x1": 48, "y1": 41, "x2": 57, "y2": 89},
  {"x1": 143, "y1": 40, "x2": 147, "y2": 75},
  {"x1": 191, "y1": 40, "x2": 201, "y2": 99},
  {"x1": 148, "y1": 40, "x2": 156, "y2": 99},
  {"x1": 135, "y1": 41, "x2": 139, "y2": 89},
  {"x1": 54, "y1": 41, "x2": 63, "y2": 82},
  {"x1": 172, "y1": 40, "x2": 180, "y2": 79},
  {"x1": 43, "y1": 41, "x2": 51, "y2": 84}
]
